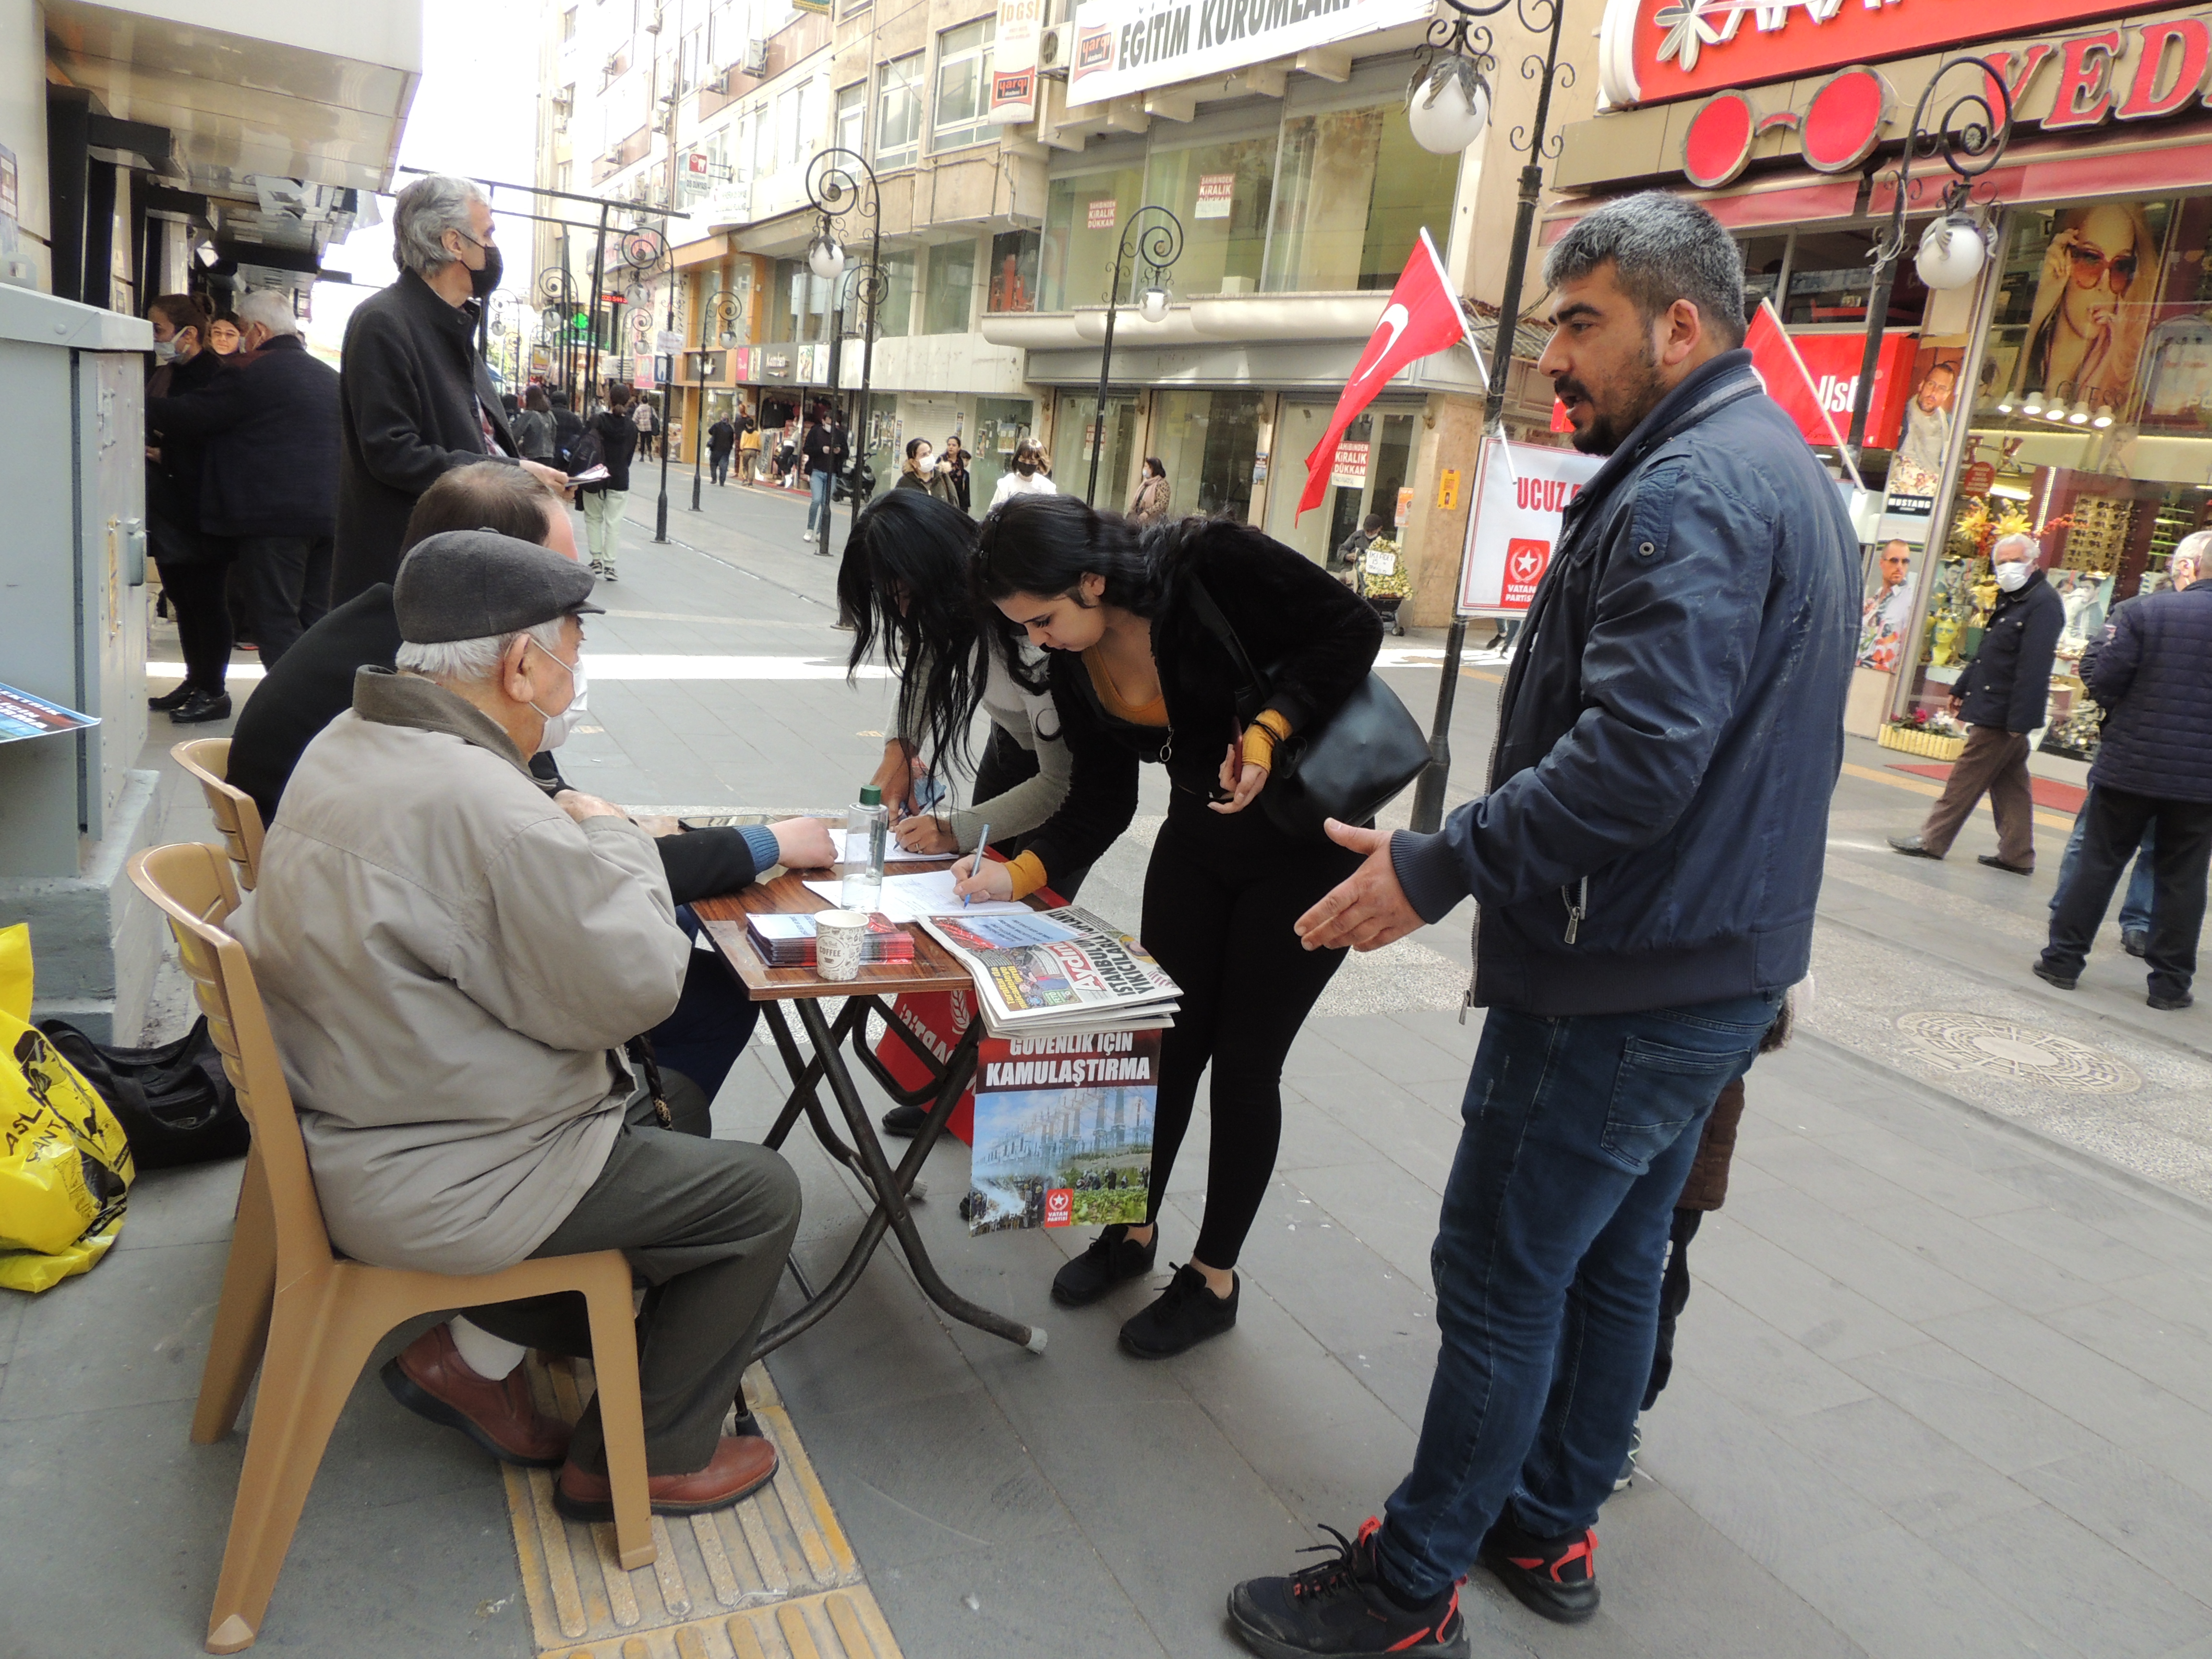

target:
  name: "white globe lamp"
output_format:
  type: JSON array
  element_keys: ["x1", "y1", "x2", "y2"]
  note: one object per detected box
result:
[
  {"x1": 1407, "y1": 58, "x2": 1492, "y2": 156},
  {"x1": 1914, "y1": 212, "x2": 1986, "y2": 291},
  {"x1": 1138, "y1": 284, "x2": 1170, "y2": 323},
  {"x1": 807, "y1": 231, "x2": 846, "y2": 283}
]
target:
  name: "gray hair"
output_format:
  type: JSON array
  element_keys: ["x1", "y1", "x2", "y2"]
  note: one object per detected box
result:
[
  {"x1": 396, "y1": 617, "x2": 569, "y2": 685},
  {"x1": 2169, "y1": 529, "x2": 2212, "y2": 569},
  {"x1": 1991, "y1": 532, "x2": 2041, "y2": 564},
  {"x1": 1544, "y1": 192, "x2": 1748, "y2": 349},
  {"x1": 393, "y1": 174, "x2": 488, "y2": 276},
  {"x1": 235, "y1": 290, "x2": 299, "y2": 338}
]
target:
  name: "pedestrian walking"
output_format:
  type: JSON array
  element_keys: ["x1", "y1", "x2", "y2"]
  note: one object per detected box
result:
[
  {"x1": 989, "y1": 436, "x2": 1055, "y2": 508},
  {"x1": 1888, "y1": 531, "x2": 2064, "y2": 873},
  {"x1": 894, "y1": 437, "x2": 954, "y2": 502},
  {"x1": 144, "y1": 289, "x2": 342, "y2": 668},
  {"x1": 953, "y1": 492, "x2": 1384, "y2": 1360},
  {"x1": 1225, "y1": 192, "x2": 1856, "y2": 1657},
  {"x1": 551, "y1": 389, "x2": 583, "y2": 469},
  {"x1": 1126, "y1": 456, "x2": 1170, "y2": 524},
  {"x1": 708, "y1": 413, "x2": 735, "y2": 486},
  {"x1": 800, "y1": 407, "x2": 845, "y2": 549},
  {"x1": 577, "y1": 382, "x2": 640, "y2": 581},
  {"x1": 143, "y1": 292, "x2": 236, "y2": 725},
  {"x1": 942, "y1": 436, "x2": 972, "y2": 515},
  {"x1": 329, "y1": 173, "x2": 571, "y2": 602},
  {"x1": 2037, "y1": 536, "x2": 2212, "y2": 1011},
  {"x1": 513, "y1": 387, "x2": 557, "y2": 463},
  {"x1": 633, "y1": 393, "x2": 657, "y2": 460},
  {"x1": 737, "y1": 414, "x2": 761, "y2": 485}
]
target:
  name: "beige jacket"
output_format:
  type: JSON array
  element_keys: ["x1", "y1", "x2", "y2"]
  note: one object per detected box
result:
[{"x1": 231, "y1": 668, "x2": 690, "y2": 1275}]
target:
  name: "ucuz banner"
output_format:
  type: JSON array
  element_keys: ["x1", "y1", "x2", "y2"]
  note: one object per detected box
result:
[
  {"x1": 1068, "y1": 0, "x2": 1431, "y2": 107},
  {"x1": 1457, "y1": 437, "x2": 1605, "y2": 618}
]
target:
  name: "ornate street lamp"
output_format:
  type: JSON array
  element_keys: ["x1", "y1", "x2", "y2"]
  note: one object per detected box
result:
[
  {"x1": 1087, "y1": 206, "x2": 1183, "y2": 507},
  {"x1": 805, "y1": 147, "x2": 882, "y2": 557},
  {"x1": 1842, "y1": 55, "x2": 2012, "y2": 464},
  {"x1": 1405, "y1": 0, "x2": 1572, "y2": 833},
  {"x1": 691, "y1": 287, "x2": 747, "y2": 512}
]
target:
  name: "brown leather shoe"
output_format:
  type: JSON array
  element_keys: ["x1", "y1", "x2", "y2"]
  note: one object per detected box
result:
[
  {"x1": 379, "y1": 1323, "x2": 570, "y2": 1468},
  {"x1": 553, "y1": 1433, "x2": 779, "y2": 1522}
]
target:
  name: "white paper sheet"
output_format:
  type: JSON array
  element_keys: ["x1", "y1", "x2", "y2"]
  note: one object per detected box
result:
[
  {"x1": 804, "y1": 870, "x2": 1030, "y2": 923},
  {"x1": 845, "y1": 831, "x2": 950, "y2": 864}
]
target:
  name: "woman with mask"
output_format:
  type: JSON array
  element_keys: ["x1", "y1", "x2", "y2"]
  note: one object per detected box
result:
[
  {"x1": 1127, "y1": 457, "x2": 1171, "y2": 525},
  {"x1": 990, "y1": 436, "x2": 1057, "y2": 508},
  {"x1": 894, "y1": 436, "x2": 955, "y2": 502},
  {"x1": 942, "y1": 436, "x2": 973, "y2": 515},
  {"x1": 145, "y1": 293, "x2": 237, "y2": 723},
  {"x1": 953, "y1": 493, "x2": 1382, "y2": 1356}
]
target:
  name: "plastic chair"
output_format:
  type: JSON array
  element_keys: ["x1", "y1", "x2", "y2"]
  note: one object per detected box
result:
[
  {"x1": 127, "y1": 842, "x2": 655, "y2": 1654},
  {"x1": 170, "y1": 738, "x2": 265, "y2": 891}
]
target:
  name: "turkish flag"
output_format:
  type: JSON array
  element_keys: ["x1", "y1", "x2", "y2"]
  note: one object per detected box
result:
[{"x1": 1298, "y1": 228, "x2": 1480, "y2": 518}]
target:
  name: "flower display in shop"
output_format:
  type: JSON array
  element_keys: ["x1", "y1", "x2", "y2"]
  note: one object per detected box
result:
[{"x1": 1360, "y1": 538, "x2": 1409, "y2": 599}]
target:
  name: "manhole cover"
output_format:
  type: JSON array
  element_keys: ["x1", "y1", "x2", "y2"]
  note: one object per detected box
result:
[{"x1": 1895, "y1": 1012, "x2": 2140, "y2": 1094}]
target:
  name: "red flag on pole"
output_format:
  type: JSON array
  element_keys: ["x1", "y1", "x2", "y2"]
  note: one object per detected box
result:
[
  {"x1": 1298, "y1": 228, "x2": 1480, "y2": 518},
  {"x1": 1744, "y1": 297, "x2": 1864, "y2": 490}
]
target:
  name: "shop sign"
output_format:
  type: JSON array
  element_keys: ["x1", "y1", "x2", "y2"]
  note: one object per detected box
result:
[
  {"x1": 1331, "y1": 440, "x2": 1369, "y2": 487},
  {"x1": 992, "y1": 0, "x2": 1044, "y2": 122},
  {"x1": 1960, "y1": 460, "x2": 1997, "y2": 495},
  {"x1": 1755, "y1": 327, "x2": 1920, "y2": 452},
  {"x1": 1457, "y1": 437, "x2": 1605, "y2": 617},
  {"x1": 1087, "y1": 198, "x2": 1118, "y2": 231},
  {"x1": 1597, "y1": 0, "x2": 2141, "y2": 109},
  {"x1": 1068, "y1": 0, "x2": 1431, "y2": 108},
  {"x1": 1671, "y1": 12, "x2": 2212, "y2": 185},
  {"x1": 1194, "y1": 173, "x2": 1236, "y2": 219},
  {"x1": 765, "y1": 352, "x2": 791, "y2": 378}
]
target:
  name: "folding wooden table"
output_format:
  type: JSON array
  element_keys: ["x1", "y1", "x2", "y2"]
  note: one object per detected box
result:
[{"x1": 691, "y1": 869, "x2": 1047, "y2": 1357}]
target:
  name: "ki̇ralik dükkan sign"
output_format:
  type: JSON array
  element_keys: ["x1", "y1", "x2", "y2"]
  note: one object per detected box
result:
[
  {"x1": 1596, "y1": 0, "x2": 2212, "y2": 187},
  {"x1": 1069, "y1": 0, "x2": 1431, "y2": 106}
]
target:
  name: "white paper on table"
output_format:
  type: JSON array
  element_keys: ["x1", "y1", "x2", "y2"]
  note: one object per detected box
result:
[
  {"x1": 803, "y1": 869, "x2": 1030, "y2": 923},
  {"x1": 844, "y1": 831, "x2": 947, "y2": 864}
]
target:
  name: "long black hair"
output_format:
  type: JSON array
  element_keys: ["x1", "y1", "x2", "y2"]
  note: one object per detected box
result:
[
  {"x1": 973, "y1": 493, "x2": 1168, "y2": 621},
  {"x1": 840, "y1": 489, "x2": 1005, "y2": 775}
]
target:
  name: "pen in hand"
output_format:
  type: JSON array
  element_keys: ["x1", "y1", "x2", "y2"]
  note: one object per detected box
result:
[{"x1": 964, "y1": 825, "x2": 991, "y2": 907}]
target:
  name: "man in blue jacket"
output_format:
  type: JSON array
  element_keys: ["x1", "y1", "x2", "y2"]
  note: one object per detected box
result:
[
  {"x1": 2038, "y1": 550, "x2": 2212, "y2": 1010},
  {"x1": 1226, "y1": 193, "x2": 1857, "y2": 1659}
]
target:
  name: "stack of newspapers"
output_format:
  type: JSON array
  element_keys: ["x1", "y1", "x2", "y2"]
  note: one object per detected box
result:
[{"x1": 918, "y1": 906, "x2": 1181, "y2": 1037}]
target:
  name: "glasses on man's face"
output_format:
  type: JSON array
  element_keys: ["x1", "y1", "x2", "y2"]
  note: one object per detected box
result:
[{"x1": 2068, "y1": 240, "x2": 2138, "y2": 289}]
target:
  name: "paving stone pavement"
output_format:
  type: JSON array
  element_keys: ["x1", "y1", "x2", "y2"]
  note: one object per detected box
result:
[{"x1": 9, "y1": 484, "x2": 2208, "y2": 1656}]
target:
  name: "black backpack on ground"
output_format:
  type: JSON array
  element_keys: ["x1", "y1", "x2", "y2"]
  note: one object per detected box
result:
[{"x1": 36, "y1": 1016, "x2": 250, "y2": 1169}]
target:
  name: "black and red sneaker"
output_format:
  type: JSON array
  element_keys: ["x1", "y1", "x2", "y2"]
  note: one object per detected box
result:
[
  {"x1": 1227, "y1": 1516, "x2": 1468, "y2": 1659},
  {"x1": 1479, "y1": 1514, "x2": 1599, "y2": 1624}
]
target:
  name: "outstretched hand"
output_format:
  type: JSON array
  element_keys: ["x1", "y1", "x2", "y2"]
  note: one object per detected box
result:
[{"x1": 1293, "y1": 819, "x2": 1424, "y2": 952}]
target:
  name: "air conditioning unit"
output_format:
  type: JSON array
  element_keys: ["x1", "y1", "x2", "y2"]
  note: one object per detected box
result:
[
  {"x1": 1037, "y1": 23, "x2": 1072, "y2": 68},
  {"x1": 743, "y1": 38, "x2": 768, "y2": 78}
]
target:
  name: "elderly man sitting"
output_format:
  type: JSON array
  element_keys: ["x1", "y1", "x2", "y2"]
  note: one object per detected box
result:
[{"x1": 233, "y1": 529, "x2": 801, "y2": 1521}]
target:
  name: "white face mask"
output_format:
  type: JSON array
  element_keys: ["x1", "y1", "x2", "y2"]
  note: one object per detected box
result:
[
  {"x1": 527, "y1": 644, "x2": 588, "y2": 750},
  {"x1": 152, "y1": 339, "x2": 178, "y2": 365},
  {"x1": 1994, "y1": 562, "x2": 2032, "y2": 593}
]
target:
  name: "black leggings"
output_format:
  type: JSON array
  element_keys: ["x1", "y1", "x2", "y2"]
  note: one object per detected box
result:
[
  {"x1": 1140, "y1": 794, "x2": 1361, "y2": 1268},
  {"x1": 156, "y1": 558, "x2": 233, "y2": 692}
]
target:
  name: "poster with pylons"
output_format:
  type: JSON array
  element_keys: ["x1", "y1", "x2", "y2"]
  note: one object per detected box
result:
[{"x1": 965, "y1": 1030, "x2": 1160, "y2": 1236}]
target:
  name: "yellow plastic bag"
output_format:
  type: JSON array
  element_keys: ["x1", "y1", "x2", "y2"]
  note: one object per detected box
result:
[{"x1": 0, "y1": 924, "x2": 134, "y2": 1292}]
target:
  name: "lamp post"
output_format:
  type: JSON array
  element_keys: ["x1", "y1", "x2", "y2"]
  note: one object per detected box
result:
[
  {"x1": 1404, "y1": 0, "x2": 1570, "y2": 835},
  {"x1": 832, "y1": 258, "x2": 889, "y2": 509},
  {"x1": 1841, "y1": 56, "x2": 2012, "y2": 472},
  {"x1": 1087, "y1": 206, "x2": 1182, "y2": 507},
  {"x1": 804, "y1": 146, "x2": 881, "y2": 558},
  {"x1": 691, "y1": 287, "x2": 745, "y2": 510}
]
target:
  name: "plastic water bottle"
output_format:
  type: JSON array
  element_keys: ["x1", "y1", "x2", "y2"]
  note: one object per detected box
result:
[{"x1": 843, "y1": 783, "x2": 887, "y2": 912}]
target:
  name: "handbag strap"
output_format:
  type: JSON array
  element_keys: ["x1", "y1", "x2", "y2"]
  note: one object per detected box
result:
[{"x1": 1181, "y1": 574, "x2": 1270, "y2": 720}]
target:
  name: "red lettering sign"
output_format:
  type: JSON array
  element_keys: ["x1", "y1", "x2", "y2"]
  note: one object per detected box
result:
[
  {"x1": 1502, "y1": 539, "x2": 1551, "y2": 607},
  {"x1": 1043, "y1": 1188, "x2": 1074, "y2": 1227},
  {"x1": 1961, "y1": 460, "x2": 1998, "y2": 496},
  {"x1": 1754, "y1": 329, "x2": 1921, "y2": 452}
]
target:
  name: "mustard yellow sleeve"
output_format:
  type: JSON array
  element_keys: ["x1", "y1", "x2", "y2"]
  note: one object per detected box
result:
[
  {"x1": 1241, "y1": 708, "x2": 1294, "y2": 770},
  {"x1": 1003, "y1": 850, "x2": 1050, "y2": 901}
]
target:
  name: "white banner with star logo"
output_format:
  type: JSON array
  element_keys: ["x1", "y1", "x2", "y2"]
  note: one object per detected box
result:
[{"x1": 1455, "y1": 436, "x2": 1605, "y2": 618}]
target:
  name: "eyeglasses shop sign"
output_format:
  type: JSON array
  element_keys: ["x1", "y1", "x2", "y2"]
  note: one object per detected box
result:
[{"x1": 1068, "y1": 0, "x2": 1432, "y2": 108}]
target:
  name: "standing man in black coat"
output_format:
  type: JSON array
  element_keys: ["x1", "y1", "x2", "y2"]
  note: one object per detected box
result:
[
  {"x1": 330, "y1": 173, "x2": 572, "y2": 602},
  {"x1": 144, "y1": 290, "x2": 340, "y2": 666},
  {"x1": 1891, "y1": 531, "x2": 2065, "y2": 873},
  {"x1": 2039, "y1": 551, "x2": 2212, "y2": 1010}
]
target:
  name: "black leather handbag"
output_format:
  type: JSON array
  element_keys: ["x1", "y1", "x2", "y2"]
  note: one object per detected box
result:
[
  {"x1": 36, "y1": 1015, "x2": 250, "y2": 1169},
  {"x1": 1185, "y1": 576, "x2": 1431, "y2": 840}
]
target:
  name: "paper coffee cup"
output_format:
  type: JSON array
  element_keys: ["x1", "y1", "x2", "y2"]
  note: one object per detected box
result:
[{"x1": 815, "y1": 909, "x2": 868, "y2": 981}]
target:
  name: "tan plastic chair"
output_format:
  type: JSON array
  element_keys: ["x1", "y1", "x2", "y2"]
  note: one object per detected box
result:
[
  {"x1": 170, "y1": 738, "x2": 266, "y2": 891},
  {"x1": 127, "y1": 842, "x2": 655, "y2": 1654}
]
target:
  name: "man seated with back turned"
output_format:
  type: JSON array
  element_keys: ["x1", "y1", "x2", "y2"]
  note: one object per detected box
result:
[
  {"x1": 227, "y1": 461, "x2": 835, "y2": 1097},
  {"x1": 232, "y1": 530, "x2": 803, "y2": 1520}
]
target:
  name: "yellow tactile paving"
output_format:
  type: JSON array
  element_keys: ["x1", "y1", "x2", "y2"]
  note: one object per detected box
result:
[{"x1": 505, "y1": 1355, "x2": 901, "y2": 1659}]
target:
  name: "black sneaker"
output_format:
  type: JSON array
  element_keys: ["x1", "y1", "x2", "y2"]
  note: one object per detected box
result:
[
  {"x1": 1227, "y1": 1517, "x2": 1467, "y2": 1659},
  {"x1": 148, "y1": 682, "x2": 195, "y2": 712},
  {"x1": 1479, "y1": 1514, "x2": 1599, "y2": 1624},
  {"x1": 2124, "y1": 930, "x2": 2151, "y2": 959},
  {"x1": 170, "y1": 689, "x2": 232, "y2": 724},
  {"x1": 880, "y1": 1104, "x2": 926, "y2": 1138},
  {"x1": 1119, "y1": 1262, "x2": 1236, "y2": 1358},
  {"x1": 1051, "y1": 1223, "x2": 1156, "y2": 1307},
  {"x1": 2032, "y1": 959, "x2": 2080, "y2": 991},
  {"x1": 2149, "y1": 987, "x2": 2194, "y2": 1011}
]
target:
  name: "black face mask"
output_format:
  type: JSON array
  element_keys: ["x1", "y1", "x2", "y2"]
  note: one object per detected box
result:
[
  {"x1": 469, "y1": 243, "x2": 504, "y2": 300},
  {"x1": 1016, "y1": 459, "x2": 1036, "y2": 476}
]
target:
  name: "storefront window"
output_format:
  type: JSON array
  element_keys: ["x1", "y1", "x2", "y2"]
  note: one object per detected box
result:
[
  {"x1": 1143, "y1": 132, "x2": 1274, "y2": 298},
  {"x1": 1154, "y1": 389, "x2": 1262, "y2": 522},
  {"x1": 924, "y1": 240, "x2": 977, "y2": 334},
  {"x1": 867, "y1": 250, "x2": 915, "y2": 340},
  {"x1": 1040, "y1": 165, "x2": 1147, "y2": 311},
  {"x1": 1263, "y1": 103, "x2": 1456, "y2": 293},
  {"x1": 1783, "y1": 226, "x2": 1928, "y2": 329},
  {"x1": 1051, "y1": 392, "x2": 1140, "y2": 507},
  {"x1": 988, "y1": 229, "x2": 1040, "y2": 313},
  {"x1": 767, "y1": 259, "x2": 832, "y2": 342},
  {"x1": 973, "y1": 395, "x2": 1036, "y2": 507},
  {"x1": 1264, "y1": 402, "x2": 1417, "y2": 565},
  {"x1": 1912, "y1": 194, "x2": 2211, "y2": 759}
]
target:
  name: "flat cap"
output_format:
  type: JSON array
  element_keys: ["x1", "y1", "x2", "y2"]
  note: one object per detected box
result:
[{"x1": 394, "y1": 528, "x2": 603, "y2": 644}]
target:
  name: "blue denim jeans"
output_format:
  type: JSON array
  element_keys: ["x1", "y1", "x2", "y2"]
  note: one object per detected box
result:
[
  {"x1": 807, "y1": 467, "x2": 833, "y2": 536},
  {"x1": 1374, "y1": 993, "x2": 1778, "y2": 1601},
  {"x1": 2050, "y1": 787, "x2": 2154, "y2": 937}
]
